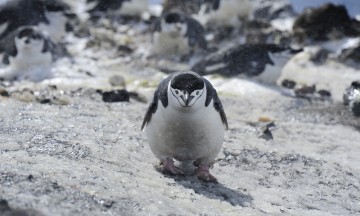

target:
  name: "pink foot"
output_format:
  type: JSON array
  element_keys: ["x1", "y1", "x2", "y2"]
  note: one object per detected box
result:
[
  {"x1": 194, "y1": 164, "x2": 218, "y2": 183},
  {"x1": 160, "y1": 158, "x2": 184, "y2": 176}
]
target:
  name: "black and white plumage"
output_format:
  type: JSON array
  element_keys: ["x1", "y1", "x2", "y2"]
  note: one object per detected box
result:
[
  {"x1": 0, "y1": 0, "x2": 72, "y2": 43},
  {"x1": 195, "y1": 0, "x2": 253, "y2": 27},
  {"x1": 151, "y1": 12, "x2": 207, "y2": 56},
  {"x1": 86, "y1": 0, "x2": 148, "y2": 17},
  {"x1": 0, "y1": 26, "x2": 55, "y2": 81},
  {"x1": 191, "y1": 44, "x2": 303, "y2": 83},
  {"x1": 162, "y1": 0, "x2": 220, "y2": 15},
  {"x1": 141, "y1": 71, "x2": 227, "y2": 182},
  {"x1": 343, "y1": 81, "x2": 360, "y2": 117}
]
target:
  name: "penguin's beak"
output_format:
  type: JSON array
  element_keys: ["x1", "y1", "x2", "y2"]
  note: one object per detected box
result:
[{"x1": 182, "y1": 93, "x2": 194, "y2": 106}]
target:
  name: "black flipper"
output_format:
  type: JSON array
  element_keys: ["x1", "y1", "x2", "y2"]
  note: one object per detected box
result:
[
  {"x1": 203, "y1": 78, "x2": 228, "y2": 129},
  {"x1": 141, "y1": 74, "x2": 173, "y2": 130}
]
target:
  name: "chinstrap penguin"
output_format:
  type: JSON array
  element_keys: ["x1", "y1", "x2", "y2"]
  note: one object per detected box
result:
[
  {"x1": 141, "y1": 71, "x2": 228, "y2": 182},
  {"x1": 343, "y1": 81, "x2": 360, "y2": 117},
  {"x1": 0, "y1": 26, "x2": 56, "y2": 81},
  {"x1": 191, "y1": 44, "x2": 303, "y2": 84},
  {"x1": 151, "y1": 11, "x2": 207, "y2": 56},
  {"x1": 0, "y1": 0, "x2": 73, "y2": 43}
]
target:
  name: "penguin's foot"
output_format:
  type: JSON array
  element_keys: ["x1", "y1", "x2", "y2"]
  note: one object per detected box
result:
[
  {"x1": 160, "y1": 158, "x2": 184, "y2": 176},
  {"x1": 194, "y1": 164, "x2": 218, "y2": 183}
]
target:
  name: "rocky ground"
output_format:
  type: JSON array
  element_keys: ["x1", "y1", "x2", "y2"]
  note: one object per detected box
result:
[
  {"x1": 1, "y1": 1, "x2": 360, "y2": 215},
  {"x1": 1, "y1": 59, "x2": 360, "y2": 215}
]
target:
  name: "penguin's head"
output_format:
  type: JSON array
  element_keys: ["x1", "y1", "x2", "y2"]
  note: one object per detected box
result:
[
  {"x1": 15, "y1": 27, "x2": 45, "y2": 51},
  {"x1": 168, "y1": 72, "x2": 206, "y2": 111},
  {"x1": 161, "y1": 12, "x2": 188, "y2": 36}
]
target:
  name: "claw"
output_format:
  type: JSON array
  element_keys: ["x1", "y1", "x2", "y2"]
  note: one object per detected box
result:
[
  {"x1": 160, "y1": 158, "x2": 184, "y2": 176},
  {"x1": 194, "y1": 164, "x2": 218, "y2": 183}
]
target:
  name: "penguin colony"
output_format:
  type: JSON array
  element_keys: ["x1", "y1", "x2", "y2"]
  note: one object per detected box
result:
[{"x1": 0, "y1": 0, "x2": 359, "y2": 182}]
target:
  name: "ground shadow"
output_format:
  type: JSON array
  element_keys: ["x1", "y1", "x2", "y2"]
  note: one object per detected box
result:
[{"x1": 165, "y1": 173, "x2": 253, "y2": 207}]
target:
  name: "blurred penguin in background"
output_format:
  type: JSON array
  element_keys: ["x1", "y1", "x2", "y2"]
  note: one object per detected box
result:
[
  {"x1": 0, "y1": 0, "x2": 74, "y2": 43},
  {"x1": 151, "y1": 11, "x2": 208, "y2": 58},
  {"x1": 0, "y1": 26, "x2": 57, "y2": 81}
]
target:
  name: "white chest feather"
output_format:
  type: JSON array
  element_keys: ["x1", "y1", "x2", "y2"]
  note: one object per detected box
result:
[
  {"x1": 10, "y1": 45, "x2": 52, "y2": 70},
  {"x1": 118, "y1": 0, "x2": 148, "y2": 16},
  {"x1": 152, "y1": 31, "x2": 190, "y2": 55},
  {"x1": 146, "y1": 100, "x2": 225, "y2": 163}
]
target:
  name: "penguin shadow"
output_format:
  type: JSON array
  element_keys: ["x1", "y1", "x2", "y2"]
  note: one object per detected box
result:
[{"x1": 156, "y1": 164, "x2": 253, "y2": 207}]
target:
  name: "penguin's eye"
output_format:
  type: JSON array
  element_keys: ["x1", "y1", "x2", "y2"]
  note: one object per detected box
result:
[
  {"x1": 196, "y1": 91, "x2": 199, "y2": 95},
  {"x1": 175, "y1": 90, "x2": 179, "y2": 94}
]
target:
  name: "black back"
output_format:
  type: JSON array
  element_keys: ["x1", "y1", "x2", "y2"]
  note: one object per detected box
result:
[
  {"x1": 0, "y1": 0, "x2": 70, "y2": 42},
  {"x1": 192, "y1": 44, "x2": 301, "y2": 77},
  {"x1": 141, "y1": 72, "x2": 228, "y2": 130},
  {"x1": 185, "y1": 16, "x2": 207, "y2": 49}
]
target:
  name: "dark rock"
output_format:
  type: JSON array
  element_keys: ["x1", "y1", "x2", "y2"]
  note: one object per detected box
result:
[
  {"x1": 295, "y1": 85, "x2": 316, "y2": 97},
  {"x1": 281, "y1": 79, "x2": 296, "y2": 89},
  {"x1": 97, "y1": 89, "x2": 130, "y2": 102},
  {"x1": 292, "y1": 84, "x2": 332, "y2": 101},
  {"x1": 117, "y1": 45, "x2": 133, "y2": 56},
  {"x1": 38, "y1": 98, "x2": 52, "y2": 104},
  {"x1": 0, "y1": 199, "x2": 10, "y2": 212},
  {"x1": 27, "y1": 175, "x2": 34, "y2": 182},
  {"x1": 0, "y1": 87, "x2": 9, "y2": 97},
  {"x1": 102, "y1": 200, "x2": 115, "y2": 208},
  {"x1": 317, "y1": 90, "x2": 331, "y2": 98},
  {"x1": 293, "y1": 3, "x2": 360, "y2": 42},
  {"x1": 0, "y1": 199, "x2": 45, "y2": 216},
  {"x1": 338, "y1": 43, "x2": 360, "y2": 68}
]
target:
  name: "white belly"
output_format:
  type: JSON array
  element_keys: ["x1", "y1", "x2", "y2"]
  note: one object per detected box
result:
[
  {"x1": 152, "y1": 31, "x2": 190, "y2": 56},
  {"x1": 146, "y1": 101, "x2": 225, "y2": 163},
  {"x1": 119, "y1": 0, "x2": 148, "y2": 16},
  {"x1": 10, "y1": 49, "x2": 52, "y2": 70}
]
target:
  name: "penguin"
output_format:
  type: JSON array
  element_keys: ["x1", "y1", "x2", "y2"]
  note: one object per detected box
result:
[
  {"x1": 141, "y1": 71, "x2": 228, "y2": 182},
  {"x1": 86, "y1": 0, "x2": 149, "y2": 17},
  {"x1": 38, "y1": 0, "x2": 74, "y2": 43},
  {"x1": 195, "y1": 0, "x2": 253, "y2": 27},
  {"x1": 162, "y1": 0, "x2": 219, "y2": 15},
  {"x1": 0, "y1": 26, "x2": 56, "y2": 81},
  {"x1": 0, "y1": 0, "x2": 73, "y2": 43},
  {"x1": 151, "y1": 11, "x2": 207, "y2": 56},
  {"x1": 343, "y1": 81, "x2": 360, "y2": 117},
  {"x1": 191, "y1": 44, "x2": 303, "y2": 84}
]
